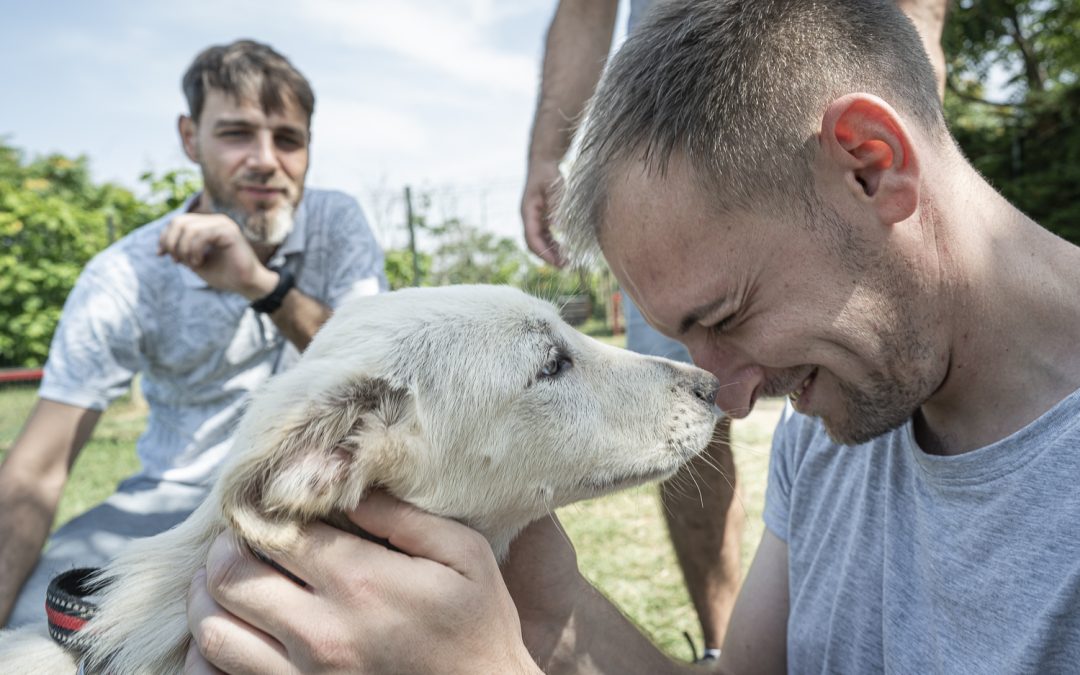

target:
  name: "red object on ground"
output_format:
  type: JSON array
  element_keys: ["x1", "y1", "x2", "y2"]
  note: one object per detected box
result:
[
  {"x1": 0, "y1": 368, "x2": 43, "y2": 383},
  {"x1": 610, "y1": 291, "x2": 623, "y2": 335}
]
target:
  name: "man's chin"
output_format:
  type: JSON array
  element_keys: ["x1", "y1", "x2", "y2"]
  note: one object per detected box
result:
[
  {"x1": 820, "y1": 408, "x2": 912, "y2": 447},
  {"x1": 235, "y1": 207, "x2": 295, "y2": 247}
]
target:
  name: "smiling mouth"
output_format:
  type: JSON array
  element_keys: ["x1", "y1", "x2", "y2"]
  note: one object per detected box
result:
[{"x1": 789, "y1": 368, "x2": 818, "y2": 406}]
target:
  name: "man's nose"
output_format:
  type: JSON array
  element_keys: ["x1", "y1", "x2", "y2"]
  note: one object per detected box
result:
[
  {"x1": 687, "y1": 342, "x2": 763, "y2": 419},
  {"x1": 247, "y1": 131, "x2": 277, "y2": 170}
]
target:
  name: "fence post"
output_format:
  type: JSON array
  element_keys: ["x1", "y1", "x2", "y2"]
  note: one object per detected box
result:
[{"x1": 404, "y1": 185, "x2": 420, "y2": 287}]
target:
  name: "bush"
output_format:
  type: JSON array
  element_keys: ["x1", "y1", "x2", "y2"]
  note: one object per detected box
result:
[{"x1": 0, "y1": 141, "x2": 199, "y2": 367}]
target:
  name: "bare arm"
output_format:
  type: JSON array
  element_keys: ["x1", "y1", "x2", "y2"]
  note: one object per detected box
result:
[
  {"x1": 895, "y1": 0, "x2": 948, "y2": 99},
  {"x1": 522, "y1": 0, "x2": 620, "y2": 266},
  {"x1": 718, "y1": 529, "x2": 790, "y2": 675},
  {"x1": 516, "y1": 523, "x2": 789, "y2": 675},
  {"x1": 239, "y1": 265, "x2": 331, "y2": 352},
  {"x1": 0, "y1": 399, "x2": 100, "y2": 624},
  {"x1": 158, "y1": 213, "x2": 332, "y2": 352},
  {"x1": 506, "y1": 517, "x2": 704, "y2": 675}
]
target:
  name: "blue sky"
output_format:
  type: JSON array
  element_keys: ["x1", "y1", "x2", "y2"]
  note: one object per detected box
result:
[{"x1": 1, "y1": 0, "x2": 631, "y2": 248}]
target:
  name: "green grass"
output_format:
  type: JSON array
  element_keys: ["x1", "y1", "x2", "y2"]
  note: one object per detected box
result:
[
  {"x1": 0, "y1": 383, "x2": 144, "y2": 527},
  {"x1": 0, "y1": 369, "x2": 782, "y2": 663}
]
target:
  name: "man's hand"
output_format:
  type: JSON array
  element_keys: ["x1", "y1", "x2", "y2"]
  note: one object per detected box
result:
[
  {"x1": 185, "y1": 493, "x2": 542, "y2": 674},
  {"x1": 158, "y1": 213, "x2": 277, "y2": 300},
  {"x1": 521, "y1": 158, "x2": 567, "y2": 267}
]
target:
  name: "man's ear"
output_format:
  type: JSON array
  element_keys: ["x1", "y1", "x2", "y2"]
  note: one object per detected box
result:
[
  {"x1": 219, "y1": 376, "x2": 416, "y2": 552},
  {"x1": 820, "y1": 94, "x2": 920, "y2": 225},
  {"x1": 177, "y1": 115, "x2": 199, "y2": 163}
]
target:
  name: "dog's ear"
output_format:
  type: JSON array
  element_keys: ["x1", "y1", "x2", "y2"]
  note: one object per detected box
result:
[{"x1": 219, "y1": 376, "x2": 416, "y2": 552}]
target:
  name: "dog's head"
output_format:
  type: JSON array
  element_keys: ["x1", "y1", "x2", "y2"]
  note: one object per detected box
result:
[{"x1": 219, "y1": 285, "x2": 719, "y2": 558}]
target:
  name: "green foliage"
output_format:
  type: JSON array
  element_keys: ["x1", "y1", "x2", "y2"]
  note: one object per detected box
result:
[
  {"x1": 383, "y1": 248, "x2": 432, "y2": 290},
  {"x1": 425, "y1": 218, "x2": 528, "y2": 286},
  {"x1": 0, "y1": 140, "x2": 200, "y2": 367},
  {"x1": 944, "y1": 0, "x2": 1080, "y2": 243},
  {"x1": 140, "y1": 168, "x2": 203, "y2": 213}
]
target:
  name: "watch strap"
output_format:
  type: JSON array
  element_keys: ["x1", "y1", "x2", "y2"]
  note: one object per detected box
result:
[{"x1": 250, "y1": 265, "x2": 295, "y2": 314}]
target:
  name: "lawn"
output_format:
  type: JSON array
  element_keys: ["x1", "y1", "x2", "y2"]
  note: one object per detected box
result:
[{"x1": 0, "y1": 355, "x2": 782, "y2": 663}]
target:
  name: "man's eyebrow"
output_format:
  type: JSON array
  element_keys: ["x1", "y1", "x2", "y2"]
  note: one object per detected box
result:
[
  {"x1": 678, "y1": 297, "x2": 729, "y2": 336},
  {"x1": 213, "y1": 118, "x2": 308, "y2": 138},
  {"x1": 213, "y1": 118, "x2": 257, "y2": 129}
]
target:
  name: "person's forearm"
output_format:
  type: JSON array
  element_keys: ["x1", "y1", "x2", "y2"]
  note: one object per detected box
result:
[
  {"x1": 240, "y1": 266, "x2": 332, "y2": 351},
  {"x1": 0, "y1": 463, "x2": 66, "y2": 624},
  {"x1": 527, "y1": 0, "x2": 620, "y2": 166},
  {"x1": 530, "y1": 581, "x2": 703, "y2": 675},
  {"x1": 0, "y1": 400, "x2": 99, "y2": 625},
  {"x1": 266, "y1": 287, "x2": 332, "y2": 352}
]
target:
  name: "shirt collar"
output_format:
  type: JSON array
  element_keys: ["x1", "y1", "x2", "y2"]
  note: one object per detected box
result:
[{"x1": 176, "y1": 192, "x2": 307, "y2": 289}]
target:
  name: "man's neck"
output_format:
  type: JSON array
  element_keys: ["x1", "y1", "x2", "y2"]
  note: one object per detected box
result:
[{"x1": 916, "y1": 165, "x2": 1080, "y2": 455}]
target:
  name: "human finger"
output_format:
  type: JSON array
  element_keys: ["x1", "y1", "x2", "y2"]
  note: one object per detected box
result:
[
  {"x1": 522, "y1": 187, "x2": 566, "y2": 267},
  {"x1": 183, "y1": 639, "x2": 226, "y2": 675},
  {"x1": 187, "y1": 566, "x2": 294, "y2": 675},
  {"x1": 344, "y1": 491, "x2": 495, "y2": 579},
  {"x1": 200, "y1": 532, "x2": 319, "y2": 650},
  {"x1": 177, "y1": 222, "x2": 223, "y2": 268},
  {"x1": 159, "y1": 216, "x2": 188, "y2": 257}
]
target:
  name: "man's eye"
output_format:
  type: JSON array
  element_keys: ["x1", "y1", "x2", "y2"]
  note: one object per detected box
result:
[
  {"x1": 710, "y1": 314, "x2": 736, "y2": 335},
  {"x1": 539, "y1": 354, "x2": 573, "y2": 379}
]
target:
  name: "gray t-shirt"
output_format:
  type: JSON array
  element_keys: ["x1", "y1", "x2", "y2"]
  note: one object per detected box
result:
[
  {"x1": 764, "y1": 389, "x2": 1080, "y2": 673},
  {"x1": 39, "y1": 188, "x2": 386, "y2": 485}
]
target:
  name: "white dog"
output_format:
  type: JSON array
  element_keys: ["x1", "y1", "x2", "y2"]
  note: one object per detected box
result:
[{"x1": 0, "y1": 285, "x2": 719, "y2": 674}]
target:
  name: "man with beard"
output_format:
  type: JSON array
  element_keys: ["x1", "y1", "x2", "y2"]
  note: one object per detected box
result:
[
  {"x1": 0, "y1": 39, "x2": 386, "y2": 629},
  {"x1": 186, "y1": 2, "x2": 1080, "y2": 674}
]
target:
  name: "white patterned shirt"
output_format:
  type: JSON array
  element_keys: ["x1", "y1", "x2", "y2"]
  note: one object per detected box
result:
[{"x1": 39, "y1": 188, "x2": 386, "y2": 485}]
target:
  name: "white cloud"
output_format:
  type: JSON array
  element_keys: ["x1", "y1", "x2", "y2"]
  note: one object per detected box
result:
[{"x1": 292, "y1": 0, "x2": 541, "y2": 95}]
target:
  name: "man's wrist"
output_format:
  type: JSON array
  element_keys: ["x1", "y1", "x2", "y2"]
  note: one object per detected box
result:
[
  {"x1": 249, "y1": 266, "x2": 296, "y2": 314},
  {"x1": 241, "y1": 266, "x2": 282, "y2": 301}
]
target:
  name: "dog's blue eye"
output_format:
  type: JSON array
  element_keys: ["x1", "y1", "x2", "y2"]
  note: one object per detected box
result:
[{"x1": 540, "y1": 354, "x2": 573, "y2": 379}]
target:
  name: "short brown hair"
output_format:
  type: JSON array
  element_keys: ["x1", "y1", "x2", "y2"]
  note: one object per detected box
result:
[
  {"x1": 557, "y1": 0, "x2": 947, "y2": 260},
  {"x1": 182, "y1": 40, "x2": 315, "y2": 126}
]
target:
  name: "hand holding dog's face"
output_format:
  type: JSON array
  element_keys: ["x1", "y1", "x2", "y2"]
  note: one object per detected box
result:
[{"x1": 188, "y1": 493, "x2": 543, "y2": 674}]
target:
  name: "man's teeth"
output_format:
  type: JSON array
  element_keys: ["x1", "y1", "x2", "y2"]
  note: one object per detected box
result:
[{"x1": 788, "y1": 372, "x2": 815, "y2": 401}]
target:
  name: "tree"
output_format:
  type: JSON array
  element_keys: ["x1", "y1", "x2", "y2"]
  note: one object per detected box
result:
[
  {"x1": 425, "y1": 218, "x2": 529, "y2": 287},
  {"x1": 0, "y1": 140, "x2": 199, "y2": 366},
  {"x1": 944, "y1": 0, "x2": 1080, "y2": 243},
  {"x1": 384, "y1": 248, "x2": 432, "y2": 290}
]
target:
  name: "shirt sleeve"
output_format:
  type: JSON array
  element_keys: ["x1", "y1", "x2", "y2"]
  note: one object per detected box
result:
[
  {"x1": 321, "y1": 194, "x2": 388, "y2": 308},
  {"x1": 38, "y1": 265, "x2": 143, "y2": 411},
  {"x1": 762, "y1": 401, "x2": 802, "y2": 543}
]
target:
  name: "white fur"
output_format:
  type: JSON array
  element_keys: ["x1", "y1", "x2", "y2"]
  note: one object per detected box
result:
[{"x1": 0, "y1": 285, "x2": 719, "y2": 674}]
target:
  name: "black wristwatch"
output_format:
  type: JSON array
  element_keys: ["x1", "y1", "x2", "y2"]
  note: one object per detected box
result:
[{"x1": 250, "y1": 265, "x2": 295, "y2": 314}]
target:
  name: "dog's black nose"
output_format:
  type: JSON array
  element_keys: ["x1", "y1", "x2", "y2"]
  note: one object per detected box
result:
[
  {"x1": 689, "y1": 371, "x2": 721, "y2": 406},
  {"x1": 669, "y1": 365, "x2": 720, "y2": 406}
]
